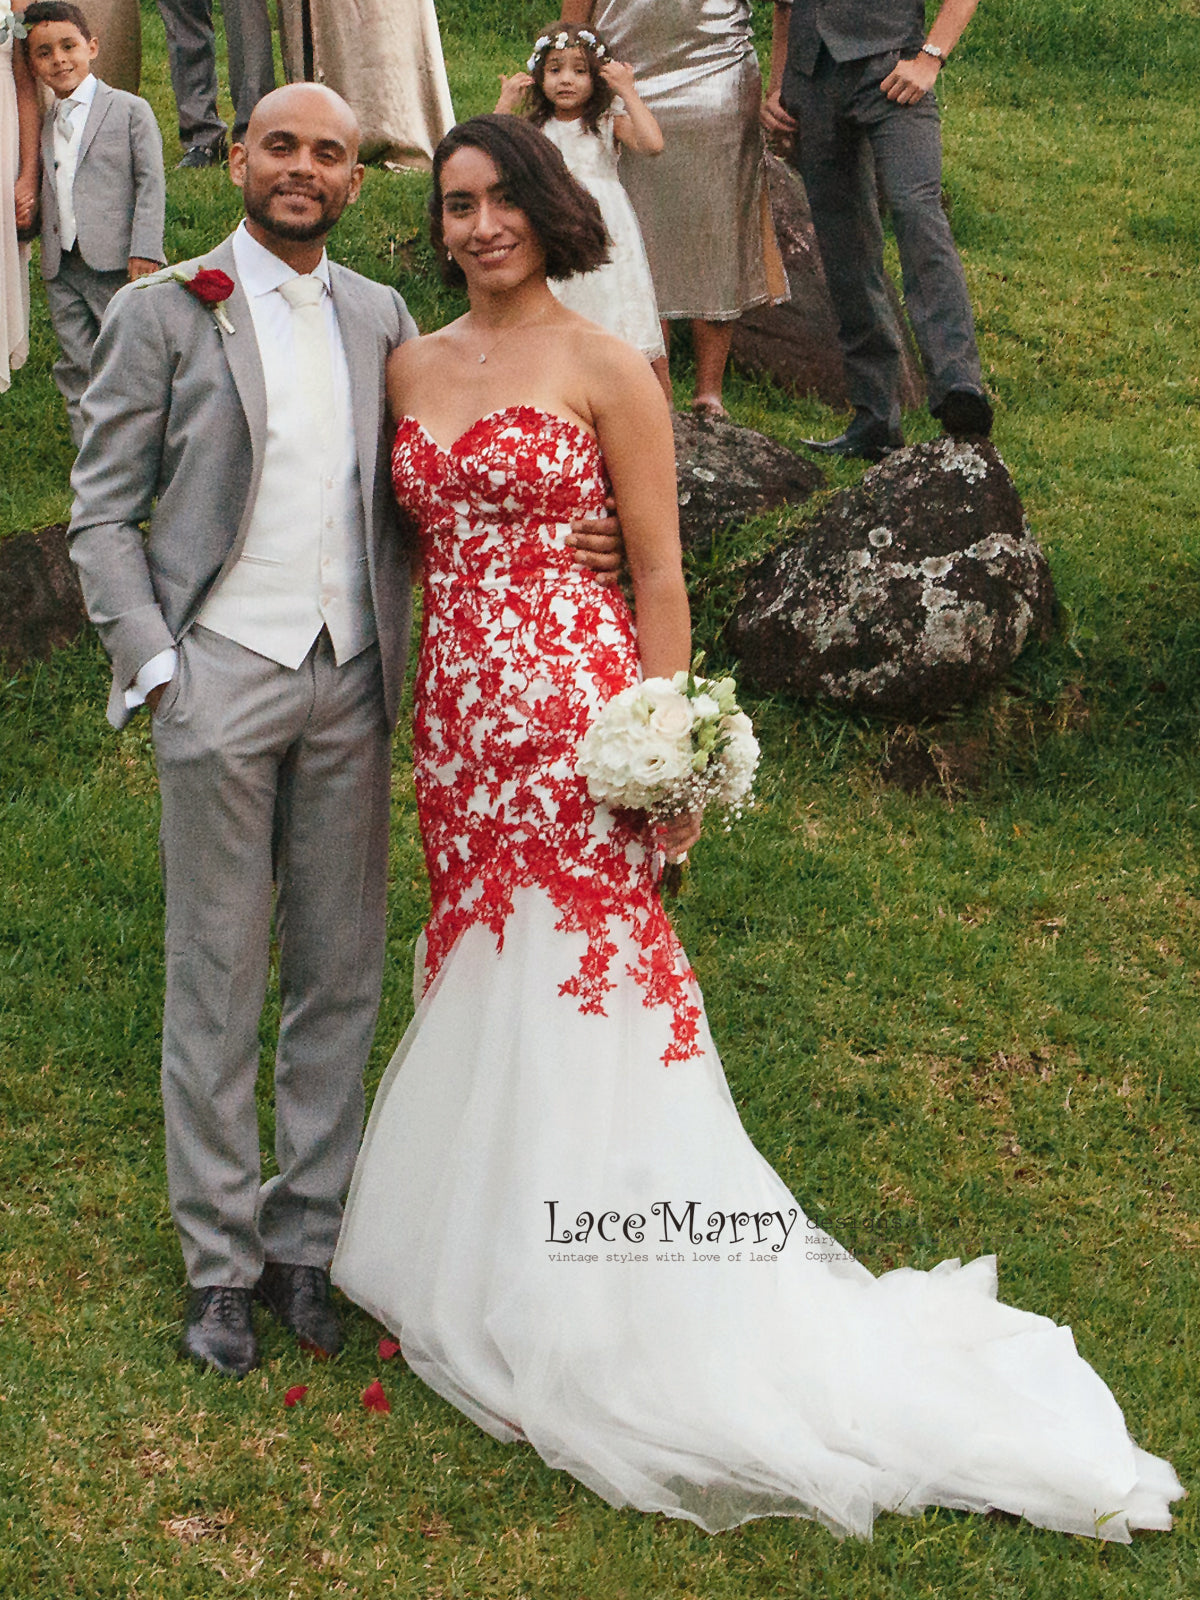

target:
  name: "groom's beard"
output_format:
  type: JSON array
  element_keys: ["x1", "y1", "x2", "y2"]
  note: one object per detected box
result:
[{"x1": 243, "y1": 182, "x2": 351, "y2": 244}]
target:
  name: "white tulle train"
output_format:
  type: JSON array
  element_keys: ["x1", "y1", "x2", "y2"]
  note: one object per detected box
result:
[{"x1": 332, "y1": 888, "x2": 1182, "y2": 1540}]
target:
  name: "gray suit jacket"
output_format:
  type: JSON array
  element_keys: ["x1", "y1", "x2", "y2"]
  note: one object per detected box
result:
[
  {"x1": 68, "y1": 234, "x2": 419, "y2": 730},
  {"x1": 784, "y1": 0, "x2": 927, "y2": 80},
  {"x1": 40, "y1": 80, "x2": 166, "y2": 280}
]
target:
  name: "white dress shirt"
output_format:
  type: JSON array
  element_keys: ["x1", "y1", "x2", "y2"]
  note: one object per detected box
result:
[{"x1": 52, "y1": 70, "x2": 98, "y2": 255}]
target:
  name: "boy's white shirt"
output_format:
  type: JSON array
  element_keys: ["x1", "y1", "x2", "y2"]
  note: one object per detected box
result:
[{"x1": 52, "y1": 70, "x2": 97, "y2": 254}]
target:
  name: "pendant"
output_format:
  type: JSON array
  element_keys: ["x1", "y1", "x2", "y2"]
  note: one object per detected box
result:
[{"x1": 478, "y1": 352, "x2": 487, "y2": 363}]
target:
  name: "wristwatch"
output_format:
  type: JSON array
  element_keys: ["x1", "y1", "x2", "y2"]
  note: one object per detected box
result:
[{"x1": 919, "y1": 43, "x2": 947, "y2": 64}]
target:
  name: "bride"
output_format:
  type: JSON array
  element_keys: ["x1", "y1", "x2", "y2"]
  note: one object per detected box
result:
[{"x1": 332, "y1": 115, "x2": 1183, "y2": 1541}]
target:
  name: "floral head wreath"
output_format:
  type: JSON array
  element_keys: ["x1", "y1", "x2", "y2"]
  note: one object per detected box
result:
[{"x1": 527, "y1": 28, "x2": 608, "y2": 73}]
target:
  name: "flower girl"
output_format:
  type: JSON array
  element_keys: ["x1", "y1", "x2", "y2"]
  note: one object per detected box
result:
[{"x1": 496, "y1": 23, "x2": 669, "y2": 392}]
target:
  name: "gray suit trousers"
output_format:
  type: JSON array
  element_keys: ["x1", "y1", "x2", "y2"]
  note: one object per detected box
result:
[
  {"x1": 152, "y1": 625, "x2": 392, "y2": 1286},
  {"x1": 789, "y1": 48, "x2": 983, "y2": 423},
  {"x1": 156, "y1": 0, "x2": 275, "y2": 149},
  {"x1": 45, "y1": 253, "x2": 128, "y2": 448}
]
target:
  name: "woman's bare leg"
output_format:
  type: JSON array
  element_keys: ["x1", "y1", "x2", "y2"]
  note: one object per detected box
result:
[{"x1": 691, "y1": 318, "x2": 734, "y2": 417}]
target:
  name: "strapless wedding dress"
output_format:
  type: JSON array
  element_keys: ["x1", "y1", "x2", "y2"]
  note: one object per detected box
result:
[{"x1": 332, "y1": 407, "x2": 1182, "y2": 1539}]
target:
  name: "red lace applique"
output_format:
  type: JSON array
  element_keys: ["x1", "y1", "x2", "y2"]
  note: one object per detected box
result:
[{"x1": 392, "y1": 406, "x2": 701, "y2": 1064}]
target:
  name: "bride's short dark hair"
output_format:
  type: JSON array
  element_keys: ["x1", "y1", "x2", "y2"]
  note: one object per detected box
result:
[{"x1": 430, "y1": 115, "x2": 610, "y2": 286}]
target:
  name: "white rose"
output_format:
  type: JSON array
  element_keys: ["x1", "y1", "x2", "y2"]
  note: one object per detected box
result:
[
  {"x1": 630, "y1": 742, "x2": 691, "y2": 790},
  {"x1": 646, "y1": 696, "x2": 694, "y2": 743}
]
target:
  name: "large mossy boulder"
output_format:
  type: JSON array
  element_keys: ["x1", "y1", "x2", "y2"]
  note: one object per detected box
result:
[{"x1": 727, "y1": 440, "x2": 1056, "y2": 717}]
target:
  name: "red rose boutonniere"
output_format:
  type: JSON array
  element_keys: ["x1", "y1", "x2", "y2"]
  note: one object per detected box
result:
[
  {"x1": 187, "y1": 268, "x2": 235, "y2": 307},
  {"x1": 177, "y1": 266, "x2": 236, "y2": 333},
  {"x1": 137, "y1": 263, "x2": 236, "y2": 333}
]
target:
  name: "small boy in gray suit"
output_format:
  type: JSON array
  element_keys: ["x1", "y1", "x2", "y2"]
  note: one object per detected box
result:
[{"x1": 25, "y1": 2, "x2": 166, "y2": 445}]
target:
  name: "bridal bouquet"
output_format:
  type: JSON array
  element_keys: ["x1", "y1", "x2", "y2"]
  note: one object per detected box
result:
[{"x1": 577, "y1": 666, "x2": 759, "y2": 883}]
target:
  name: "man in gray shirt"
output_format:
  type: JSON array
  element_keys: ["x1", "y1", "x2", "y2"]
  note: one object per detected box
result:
[{"x1": 765, "y1": 0, "x2": 992, "y2": 460}]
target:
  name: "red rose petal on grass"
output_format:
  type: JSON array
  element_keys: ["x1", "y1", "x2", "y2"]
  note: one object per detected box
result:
[
  {"x1": 186, "y1": 268, "x2": 235, "y2": 305},
  {"x1": 377, "y1": 1337, "x2": 402, "y2": 1362},
  {"x1": 284, "y1": 1385, "x2": 309, "y2": 1408},
  {"x1": 361, "y1": 1379, "x2": 391, "y2": 1414}
]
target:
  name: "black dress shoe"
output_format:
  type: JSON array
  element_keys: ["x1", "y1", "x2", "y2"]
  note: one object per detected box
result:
[
  {"x1": 801, "y1": 412, "x2": 903, "y2": 463},
  {"x1": 933, "y1": 388, "x2": 993, "y2": 439},
  {"x1": 256, "y1": 1262, "x2": 342, "y2": 1358},
  {"x1": 180, "y1": 1286, "x2": 259, "y2": 1376},
  {"x1": 176, "y1": 138, "x2": 228, "y2": 170}
]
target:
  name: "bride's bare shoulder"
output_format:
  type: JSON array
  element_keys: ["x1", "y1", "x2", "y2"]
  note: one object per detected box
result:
[
  {"x1": 572, "y1": 323, "x2": 670, "y2": 426},
  {"x1": 389, "y1": 321, "x2": 461, "y2": 374},
  {"x1": 387, "y1": 320, "x2": 464, "y2": 406}
]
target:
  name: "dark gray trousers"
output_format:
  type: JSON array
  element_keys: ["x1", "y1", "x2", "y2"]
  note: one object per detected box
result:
[
  {"x1": 155, "y1": 0, "x2": 276, "y2": 149},
  {"x1": 151, "y1": 625, "x2": 392, "y2": 1287},
  {"x1": 788, "y1": 48, "x2": 983, "y2": 424}
]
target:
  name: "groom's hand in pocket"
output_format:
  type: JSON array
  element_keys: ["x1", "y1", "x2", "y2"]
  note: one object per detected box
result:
[{"x1": 568, "y1": 496, "x2": 624, "y2": 586}]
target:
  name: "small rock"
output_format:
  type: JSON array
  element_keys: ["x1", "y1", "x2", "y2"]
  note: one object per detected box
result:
[
  {"x1": 730, "y1": 154, "x2": 925, "y2": 410},
  {"x1": 726, "y1": 440, "x2": 1056, "y2": 717},
  {"x1": 671, "y1": 412, "x2": 823, "y2": 555},
  {"x1": 0, "y1": 524, "x2": 89, "y2": 671}
]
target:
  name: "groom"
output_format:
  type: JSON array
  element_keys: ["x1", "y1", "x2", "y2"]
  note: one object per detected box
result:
[{"x1": 68, "y1": 84, "x2": 619, "y2": 1377}]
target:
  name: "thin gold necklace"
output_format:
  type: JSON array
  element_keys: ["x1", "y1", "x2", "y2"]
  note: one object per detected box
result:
[{"x1": 469, "y1": 304, "x2": 555, "y2": 364}]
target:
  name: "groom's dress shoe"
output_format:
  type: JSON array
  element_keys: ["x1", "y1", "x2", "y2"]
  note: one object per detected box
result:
[
  {"x1": 256, "y1": 1262, "x2": 342, "y2": 1358},
  {"x1": 180, "y1": 1286, "x2": 259, "y2": 1377},
  {"x1": 801, "y1": 413, "x2": 903, "y2": 463},
  {"x1": 933, "y1": 388, "x2": 994, "y2": 440}
]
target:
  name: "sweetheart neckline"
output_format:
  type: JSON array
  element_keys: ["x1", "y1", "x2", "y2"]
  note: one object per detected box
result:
[{"x1": 394, "y1": 405, "x2": 599, "y2": 458}]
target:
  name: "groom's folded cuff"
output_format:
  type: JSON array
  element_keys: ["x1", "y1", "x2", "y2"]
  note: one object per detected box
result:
[
  {"x1": 101, "y1": 602, "x2": 178, "y2": 702},
  {"x1": 125, "y1": 646, "x2": 179, "y2": 710}
]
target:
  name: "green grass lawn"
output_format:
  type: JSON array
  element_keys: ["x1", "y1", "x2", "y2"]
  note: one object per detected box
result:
[{"x1": 1, "y1": 1, "x2": 1198, "y2": 1594}]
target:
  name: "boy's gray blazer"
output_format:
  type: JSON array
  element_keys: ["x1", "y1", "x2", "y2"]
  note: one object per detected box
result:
[
  {"x1": 39, "y1": 79, "x2": 166, "y2": 280},
  {"x1": 67, "y1": 234, "x2": 419, "y2": 730}
]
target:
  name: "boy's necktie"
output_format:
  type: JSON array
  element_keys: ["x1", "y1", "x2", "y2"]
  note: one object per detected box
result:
[{"x1": 54, "y1": 98, "x2": 82, "y2": 252}]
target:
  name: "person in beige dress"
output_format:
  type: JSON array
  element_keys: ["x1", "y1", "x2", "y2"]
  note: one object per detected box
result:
[
  {"x1": 277, "y1": 0, "x2": 454, "y2": 169},
  {"x1": 563, "y1": 0, "x2": 785, "y2": 415},
  {"x1": 2, "y1": 2, "x2": 39, "y2": 392}
]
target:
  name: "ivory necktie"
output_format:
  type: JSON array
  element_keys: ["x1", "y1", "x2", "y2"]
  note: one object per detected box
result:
[
  {"x1": 55, "y1": 97, "x2": 81, "y2": 252},
  {"x1": 277, "y1": 274, "x2": 334, "y2": 429}
]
